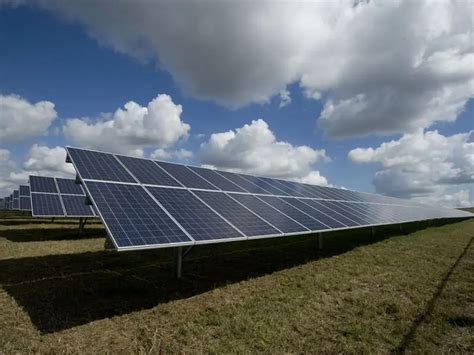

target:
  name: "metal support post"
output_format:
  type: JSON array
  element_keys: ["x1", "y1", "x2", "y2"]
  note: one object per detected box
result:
[
  {"x1": 50, "y1": 217, "x2": 55, "y2": 223},
  {"x1": 175, "y1": 246, "x2": 183, "y2": 279},
  {"x1": 371, "y1": 226, "x2": 376, "y2": 239},
  {"x1": 399, "y1": 224, "x2": 404, "y2": 235},
  {"x1": 78, "y1": 217, "x2": 87, "y2": 234},
  {"x1": 317, "y1": 232, "x2": 323, "y2": 251}
]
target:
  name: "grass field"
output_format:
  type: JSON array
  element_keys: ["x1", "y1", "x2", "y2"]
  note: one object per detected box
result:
[{"x1": 0, "y1": 210, "x2": 473, "y2": 353}]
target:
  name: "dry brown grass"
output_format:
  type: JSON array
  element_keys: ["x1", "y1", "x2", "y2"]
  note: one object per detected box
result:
[{"x1": 0, "y1": 211, "x2": 473, "y2": 353}]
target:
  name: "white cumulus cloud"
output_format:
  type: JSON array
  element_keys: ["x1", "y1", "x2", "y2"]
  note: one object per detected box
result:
[
  {"x1": 349, "y1": 130, "x2": 474, "y2": 207},
  {"x1": 150, "y1": 148, "x2": 193, "y2": 161},
  {"x1": 0, "y1": 145, "x2": 74, "y2": 196},
  {"x1": 0, "y1": 94, "x2": 57, "y2": 144},
  {"x1": 14, "y1": 0, "x2": 473, "y2": 137},
  {"x1": 200, "y1": 119, "x2": 328, "y2": 183},
  {"x1": 63, "y1": 94, "x2": 190, "y2": 156}
]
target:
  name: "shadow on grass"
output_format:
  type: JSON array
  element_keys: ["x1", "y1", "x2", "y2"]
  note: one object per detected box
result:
[
  {"x1": 0, "y1": 220, "x2": 462, "y2": 334},
  {"x1": 0, "y1": 226, "x2": 107, "y2": 242},
  {"x1": 392, "y1": 236, "x2": 474, "y2": 353}
]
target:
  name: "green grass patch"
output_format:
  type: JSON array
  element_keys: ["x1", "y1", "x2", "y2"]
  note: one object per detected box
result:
[{"x1": 0, "y1": 212, "x2": 472, "y2": 353}]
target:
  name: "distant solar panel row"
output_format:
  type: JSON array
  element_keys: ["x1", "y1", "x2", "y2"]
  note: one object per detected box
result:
[
  {"x1": 66, "y1": 147, "x2": 473, "y2": 251},
  {"x1": 29, "y1": 175, "x2": 96, "y2": 217}
]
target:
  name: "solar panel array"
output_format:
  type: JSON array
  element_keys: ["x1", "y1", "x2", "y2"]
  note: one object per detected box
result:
[
  {"x1": 29, "y1": 175, "x2": 96, "y2": 217},
  {"x1": 66, "y1": 147, "x2": 473, "y2": 251},
  {"x1": 19, "y1": 185, "x2": 31, "y2": 211}
]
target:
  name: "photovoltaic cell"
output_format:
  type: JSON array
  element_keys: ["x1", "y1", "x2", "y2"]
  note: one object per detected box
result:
[
  {"x1": 85, "y1": 181, "x2": 192, "y2": 248},
  {"x1": 258, "y1": 177, "x2": 305, "y2": 197},
  {"x1": 187, "y1": 166, "x2": 246, "y2": 192},
  {"x1": 20, "y1": 196, "x2": 31, "y2": 211},
  {"x1": 31, "y1": 193, "x2": 64, "y2": 216},
  {"x1": 19, "y1": 185, "x2": 30, "y2": 196},
  {"x1": 229, "y1": 193, "x2": 308, "y2": 234},
  {"x1": 302, "y1": 199, "x2": 359, "y2": 227},
  {"x1": 324, "y1": 201, "x2": 377, "y2": 225},
  {"x1": 117, "y1": 155, "x2": 182, "y2": 187},
  {"x1": 30, "y1": 175, "x2": 58, "y2": 193},
  {"x1": 61, "y1": 195, "x2": 95, "y2": 216},
  {"x1": 238, "y1": 174, "x2": 289, "y2": 195},
  {"x1": 193, "y1": 190, "x2": 280, "y2": 237},
  {"x1": 215, "y1": 170, "x2": 270, "y2": 194},
  {"x1": 56, "y1": 178, "x2": 85, "y2": 195},
  {"x1": 13, "y1": 190, "x2": 19, "y2": 198},
  {"x1": 67, "y1": 147, "x2": 136, "y2": 183},
  {"x1": 147, "y1": 187, "x2": 244, "y2": 241},
  {"x1": 13, "y1": 198, "x2": 19, "y2": 209},
  {"x1": 281, "y1": 197, "x2": 346, "y2": 228},
  {"x1": 257, "y1": 195, "x2": 328, "y2": 231},
  {"x1": 155, "y1": 161, "x2": 218, "y2": 190}
]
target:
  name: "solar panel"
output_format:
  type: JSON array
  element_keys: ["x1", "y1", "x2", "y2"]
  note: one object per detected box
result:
[
  {"x1": 214, "y1": 170, "x2": 270, "y2": 194},
  {"x1": 31, "y1": 193, "x2": 64, "y2": 216},
  {"x1": 281, "y1": 197, "x2": 346, "y2": 228},
  {"x1": 85, "y1": 181, "x2": 193, "y2": 249},
  {"x1": 30, "y1": 176, "x2": 58, "y2": 193},
  {"x1": 13, "y1": 190, "x2": 19, "y2": 198},
  {"x1": 323, "y1": 201, "x2": 377, "y2": 225},
  {"x1": 302, "y1": 199, "x2": 360, "y2": 227},
  {"x1": 56, "y1": 178, "x2": 85, "y2": 195},
  {"x1": 61, "y1": 195, "x2": 95, "y2": 216},
  {"x1": 238, "y1": 174, "x2": 290, "y2": 195},
  {"x1": 19, "y1": 185, "x2": 30, "y2": 196},
  {"x1": 147, "y1": 187, "x2": 244, "y2": 242},
  {"x1": 19, "y1": 196, "x2": 31, "y2": 211},
  {"x1": 187, "y1": 166, "x2": 247, "y2": 192},
  {"x1": 257, "y1": 177, "x2": 306, "y2": 197},
  {"x1": 67, "y1": 147, "x2": 136, "y2": 183},
  {"x1": 229, "y1": 193, "x2": 309, "y2": 234},
  {"x1": 192, "y1": 190, "x2": 281, "y2": 238},
  {"x1": 117, "y1": 155, "x2": 182, "y2": 187},
  {"x1": 257, "y1": 195, "x2": 329, "y2": 231},
  {"x1": 155, "y1": 161, "x2": 218, "y2": 190},
  {"x1": 12, "y1": 198, "x2": 19, "y2": 210},
  {"x1": 30, "y1": 175, "x2": 97, "y2": 218},
  {"x1": 65, "y1": 146, "x2": 473, "y2": 253}
]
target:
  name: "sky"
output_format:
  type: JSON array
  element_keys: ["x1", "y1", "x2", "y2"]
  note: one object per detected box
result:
[{"x1": 0, "y1": 0, "x2": 473, "y2": 207}]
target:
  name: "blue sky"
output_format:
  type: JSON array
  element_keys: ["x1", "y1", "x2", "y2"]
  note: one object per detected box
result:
[{"x1": 0, "y1": 1, "x2": 472, "y2": 206}]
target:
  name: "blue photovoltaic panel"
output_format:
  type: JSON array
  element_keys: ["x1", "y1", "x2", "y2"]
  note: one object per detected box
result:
[
  {"x1": 19, "y1": 185, "x2": 30, "y2": 196},
  {"x1": 13, "y1": 198, "x2": 19, "y2": 209},
  {"x1": 56, "y1": 178, "x2": 84, "y2": 195},
  {"x1": 257, "y1": 195, "x2": 329, "y2": 231},
  {"x1": 303, "y1": 199, "x2": 359, "y2": 227},
  {"x1": 30, "y1": 175, "x2": 58, "y2": 193},
  {"x1": 273, "y1": 179, "x2": 317, "y2": 198},
  {"x1": 155, "y1": 161, "x2": 218, "y2": 190},
  {"x1": 193, "y1": 190, "x2": 280, "y2": 237},
  {"x1": 147, "y1": 187, "x2": 244, "y2": 242},
  {"x1": 188, "y1": 166, "x2": 247, "y2": 192},
  {"x1": 238, "y1": 174, "x2": 289, "y2": 195},
  {"x1": 61, "y1": 195, "x2": 95, "y2": 216},
  {"x1": 67, "y1": 147, "x2": 136, "y2": 183},
  {"x1": 20, "y1": 196, "x2": 31, "y2": 211},
  {"x1": 13, "y1": 190, "x2": 19, "y2": 198},
  {"x1": 85, "y1": 181, "x2": 192, "y2": 248},
  {"x1": 117, "y1": 155, "x2": 182, "y2": 187},
  {"x1": 281, "y1": 197, "x2": 346, "y2": 229},
  {"x1": 229, "y1": 193, "x2": 308, "y2": 234},
  {"x1": 258, "y1": 177, "x2": 306, "y2": 197},
  {"x1": 31, "y1": 193, "x2": 64, "y2": 216},
  {"x1": 215, "y1": 170, "x2": 270, "y2": 194},
  {"x1": 323, "y1": 201, "x2": 377, "y2": 225}
]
